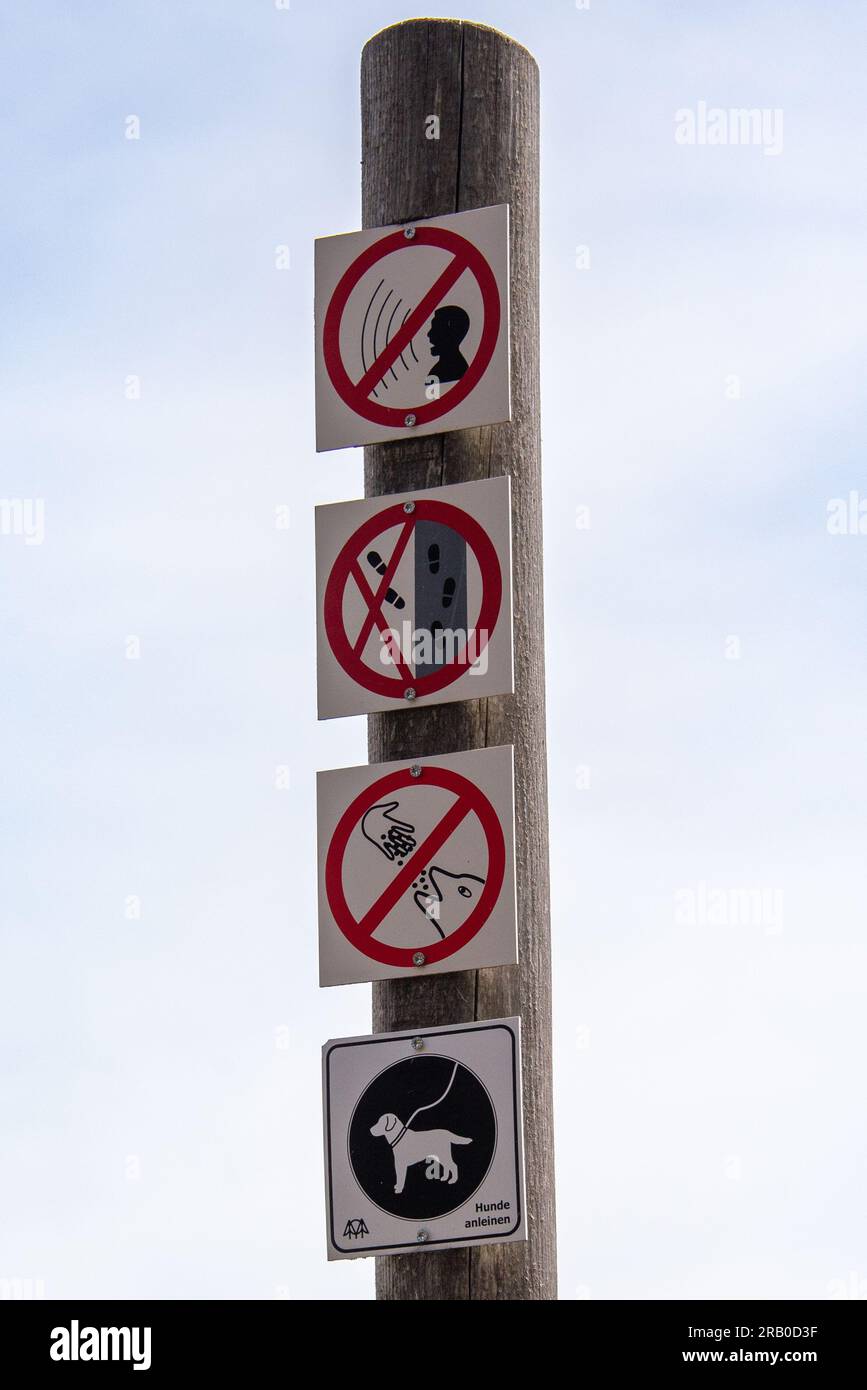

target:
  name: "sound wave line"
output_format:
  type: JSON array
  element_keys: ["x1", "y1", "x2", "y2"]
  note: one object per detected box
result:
[
  {"x1": 402, "y1": 307, "x2": 419, "y2": 364},
  {"x1": 361, "y1": 279, "x2": 385, "y2": 399},
  {"x1": 360, "y1": 280, "x2": 420, "y2": 397},
  {"x1": 372, "y1": 289, "x2": 393, "y2": 390},
  {"x1": 385, "y1": 297, "x2": 404, "y2": 380}
]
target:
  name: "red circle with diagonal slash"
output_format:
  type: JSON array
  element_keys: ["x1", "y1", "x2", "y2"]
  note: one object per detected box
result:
[
  {"x1": 325, "y1": 765, "x2": 506, "y2": 968},
  {"x1": 322, "y1": 226, "x2": 501, "y2": 428},
  {"x1": 323, "y1": 499, "x2": 502, "y2": 701}
]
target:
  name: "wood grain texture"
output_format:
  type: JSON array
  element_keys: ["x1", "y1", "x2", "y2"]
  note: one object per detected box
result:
[{"x1": 360, "y1": 18, "x2": 556, "y2": 1301}]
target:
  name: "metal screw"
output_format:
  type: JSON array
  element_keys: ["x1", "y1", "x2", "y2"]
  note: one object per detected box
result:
[
  {"x1": 404, "y1": 412, "x2": 417, "y2": 427},
  {"x1": 403, "y1": 686, "x2": 417, "y2": 701},
  {"x1": 403, "y1": 500, "x2": 415, "y2": 514},
  {"x1": 403, "y1": 226, "x2": 416, "y2": 239},
  {"x1": 411, "y1": 1036, "x2": 425, "y2": 1051},
  {"x1": 416, "y1": 1229, "x2": 429, "y2": 1243},
  {"x1": 410, "y1": 764, "x2": 422, "y2": 778},
  {"x1": 412, "y1": 951, "x2": 426, "y2": 967}
]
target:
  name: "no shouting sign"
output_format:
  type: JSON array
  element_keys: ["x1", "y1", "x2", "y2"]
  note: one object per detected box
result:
[
  {"x1": 314, "y1": 204, "x2": 510, "y2": 451},
  {"x1": 316, "y1": 745, "x2": 517, "y2": 988},
  {"x1": 315, "y1": 476, "x2": 513, "y2": 720}
]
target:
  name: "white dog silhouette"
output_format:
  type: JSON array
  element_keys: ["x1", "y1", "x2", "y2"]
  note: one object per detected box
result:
[{"x1": 370, "y1": 1113, "x2": 472, "y2": 1194}]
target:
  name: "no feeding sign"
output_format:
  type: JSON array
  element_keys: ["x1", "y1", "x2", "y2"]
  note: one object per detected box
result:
[{"x1": 317, "y1": 745, "x2": 517, "y2": 988}]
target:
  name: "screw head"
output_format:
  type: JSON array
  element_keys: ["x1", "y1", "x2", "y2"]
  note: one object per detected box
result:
[
  {"x1": 416, "y1": 1228, "x2": 430, "y2": 1243},
  {"x1": 404, "y1": 413, "x2": 417, "y2": 427},
  {"x1": 403, "y1": 500, "x2": 415, "y2": 514},
  {"x1": 403, "y1": 226, "x2": 416, "y2": 239},
  {"x1": 411, "y1": 1036, "x2": 425, "y2": 1051},
  {"x1": 412, "y1": 951, "x2": 426, "y2": 968},
  {"x1": 410, "y1": 764, "x2": 422, "y2": 778},
  {"x1": 403, "y1": 686, "x2": 417, "y2": 701}
]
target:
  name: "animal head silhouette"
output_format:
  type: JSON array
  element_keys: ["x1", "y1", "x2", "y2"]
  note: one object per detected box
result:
[
  {"x1": 370, "y1": 1112, "x2": 401, "y2": 1139},
  {"x1": 413, "y1": 866, "x2": 486, "y2": 940}
]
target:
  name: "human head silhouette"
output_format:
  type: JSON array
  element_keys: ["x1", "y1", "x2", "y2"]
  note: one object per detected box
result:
[{"x1": 427, "y1": 304, "x2": 470, "y2": 383}]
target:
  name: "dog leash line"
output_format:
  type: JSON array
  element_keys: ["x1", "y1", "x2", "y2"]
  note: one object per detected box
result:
[{"x1": 389, "y1": 1060, "x2": 459, "y2": 1148}]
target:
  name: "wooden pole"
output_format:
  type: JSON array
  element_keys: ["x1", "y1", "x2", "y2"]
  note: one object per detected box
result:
[{"x1": 361, "y1": 18, "x2": 556, "y2": 1301}]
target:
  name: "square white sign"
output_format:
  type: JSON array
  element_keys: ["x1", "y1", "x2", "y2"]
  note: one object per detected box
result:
[
  {"x1": 317, "y1": 745, "x2": 517, "y2": 987},
  {"x1": 314, "y1": 203, "x2": 510, "y2": 451},
  {"x1": 323, "y1": 1017, "x2": 526, "y2": 1260},
  {"x1": 315, "y1": 475, "x2": 513, "y2": 720}
]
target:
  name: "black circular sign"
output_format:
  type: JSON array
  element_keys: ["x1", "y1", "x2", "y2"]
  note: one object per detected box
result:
[{"x1": 348, "y1": 1054, "x2": 497, "y2": 1221}]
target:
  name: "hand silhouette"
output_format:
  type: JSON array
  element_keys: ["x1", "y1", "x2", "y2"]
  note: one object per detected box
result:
[{"x1": 361, "y1": 801, "x2": 417, "y2": 864}]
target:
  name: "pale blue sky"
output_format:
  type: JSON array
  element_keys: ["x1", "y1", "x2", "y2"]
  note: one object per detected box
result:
[{"x1": 1, "y1": 0, "x2": 866, "y2": 1300}]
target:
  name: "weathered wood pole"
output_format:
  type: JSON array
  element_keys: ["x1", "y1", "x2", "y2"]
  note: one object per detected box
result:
[{"x1": 361, "y1": 18, "x2": 555, "y2": 1301}]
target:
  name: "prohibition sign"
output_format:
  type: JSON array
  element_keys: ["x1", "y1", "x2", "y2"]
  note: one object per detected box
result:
[
  {"x1": 324, "y1": 765, "x2": 506, "y2": 969},
  {"x1": 323, "y1": 498, "x2": 503, "y2": 702},
  {"x1": 322, "y1": 225, "x2": 501, "y2": 430}
]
